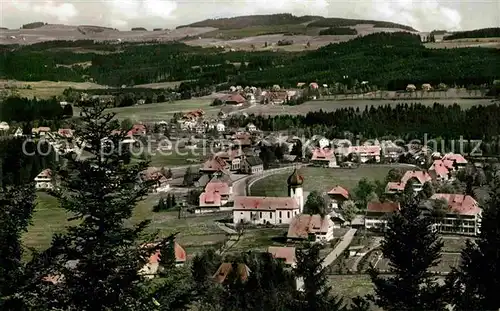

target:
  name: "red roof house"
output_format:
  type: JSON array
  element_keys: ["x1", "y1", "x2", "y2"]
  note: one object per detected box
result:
[
  {"x1": 222, "y1": 94, "x2": 246, "y2": 106},
  {"x1": 367, "y1": 202, "x2": 400, "y2": 213},
  {"x1": 287, "y1": 214, "x2": 335, "y2": 241},
  {"x1": 267, "y1": 246, "x2": 296, "y2": 266},
  {"x1": 200, "y1": 156, "x2": 228, "y2": 173},
  {"x1": 430, "y1": 193, "x2": 481, "y2": 216}
]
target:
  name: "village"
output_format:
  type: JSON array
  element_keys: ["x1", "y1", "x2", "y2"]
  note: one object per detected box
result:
[{"x1": 0, "y1": 85, "x2": 483, "y2": 290}]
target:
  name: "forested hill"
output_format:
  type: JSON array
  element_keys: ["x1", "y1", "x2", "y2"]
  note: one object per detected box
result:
[
  {"x1": 239, "y1": 32, "x2": 500, "y2": 90},
  {"x1": 0, "y1": 32, "x2": 499, "y2": 89},
  {"x1": 176, "y1": 13, "x2": 416, "y2": 31},
  {"x1": 444, "y1": 27, "x2": 500, "y2": 40}
]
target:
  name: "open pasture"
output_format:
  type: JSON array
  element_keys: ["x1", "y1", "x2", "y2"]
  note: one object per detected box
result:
[{"x1": 242, "y1": 97, "x2": 495, "y2": 116}]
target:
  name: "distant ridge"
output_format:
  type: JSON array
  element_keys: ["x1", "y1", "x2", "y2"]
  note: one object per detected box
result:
[{"x1": 176, "y1": 13, "x2": 417, "y2": 32}]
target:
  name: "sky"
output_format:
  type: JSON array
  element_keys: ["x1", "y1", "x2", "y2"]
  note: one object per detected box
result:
[{"x1": 0, "y1": 0, "x2": 499, "y2": 32}]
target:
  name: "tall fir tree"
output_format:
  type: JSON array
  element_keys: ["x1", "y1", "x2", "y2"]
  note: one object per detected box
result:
[
  {"x1": 445, "y1": 172, "x2": 500, "y2": 310},
  {"x1": 293, "y1": 243, "x2": 346, "y2": 311},
  {"x1": 20, "y1": 101, "x2": 166, "y2": 310},
  {"x1": 0, "y1": 183, "x2": 36, "y2": 309},
  {"x1": 368, "y1": 195, "x2": 446, "y2": 311}
]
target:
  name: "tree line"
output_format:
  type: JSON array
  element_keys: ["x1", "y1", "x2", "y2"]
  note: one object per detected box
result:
[
  {"x1": 0, "y1": 96, "x2": 73, "y2": 124},
  {"x1": 227, "y1": 102, "x2": 500, "y2": 153},
  {"x1": 444, "y1": 27, "x2": 500, "y2": 40},
  {"x1": 1, "y1": 33, "x2": 498, "y2": 91}
]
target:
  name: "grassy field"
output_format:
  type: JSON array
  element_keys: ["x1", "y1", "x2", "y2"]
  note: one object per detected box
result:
[
  {"x1": 328, "y1": 275, "x2": 374, "y2": 298},
  {"x1": 199, "y1": 24, "x2": 316, "y2": 39},
  {"x1": 425, "y1": 37, "x2": 500, "y2": 49},
  {"x1": 0, "y1": 80, "x2": 107, "y2": 99},
  {"x1": 107, "y1": 98, "x2": 217, "y2": 121},
  {"x1": 250, "y1": 166, "x2": 396, "y2": 197},
  {"x1": 243, "y1": 98, "x2": 495, "y2": 116},
  {"x1": 23, "y1": 192, "x2": 228, "y2": 258}
]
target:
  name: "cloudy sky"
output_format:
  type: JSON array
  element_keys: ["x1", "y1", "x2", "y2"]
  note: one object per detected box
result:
[{"x1": 0, "y1": 0, "x2": 499, "y2": 32}]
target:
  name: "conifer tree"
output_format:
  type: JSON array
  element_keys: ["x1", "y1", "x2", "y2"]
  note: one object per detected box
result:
[
  {"x1": 0, "y1": 183, "x2": 36, "y2": 309},
  {"x1": 20, "y1": 101, "x2": 166, "y2": 310},
  {"x1": 293, "y1": 243, "x2": 346, "y2": 311},
  {"x1": 368, "y1": 196, "x2": 446, "y2": 311},
  {"x1": 445, "y1": 172, "x2": 500, "y2": 310}
]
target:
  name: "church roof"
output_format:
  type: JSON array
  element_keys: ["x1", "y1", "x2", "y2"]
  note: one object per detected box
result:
[{"x1": 287, "y1": 168, "x2": 303, "y2": 187}]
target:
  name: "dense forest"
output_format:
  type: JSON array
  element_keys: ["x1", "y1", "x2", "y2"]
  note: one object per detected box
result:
[
  {"x1": 444, "y1": 27, "x2": 500, "y2": 40},
  {"x1": 0, "y1": 138, "x2": 57, "y2": 187},
  {"x1": 21, "y1": 22, "x2": 46, "y2": 29},
  {"x1": 306, "y1": 18, "x2": 417, "y2": 31},
  {"x1": 227, "y1": 102, "x2": 500, "y2": 154},
  {"x1": 0, "y1": 97, "x2": 69, "y2": 123},
  {"x1": 176, "y1": 13, "x2": 321, "y2": 29},
  {"x1": 0, "y1": 33, "x2": 499, "y2": 89},
  {"x1": 319, "y1": 27, "x2": 358, "y2": 35}
]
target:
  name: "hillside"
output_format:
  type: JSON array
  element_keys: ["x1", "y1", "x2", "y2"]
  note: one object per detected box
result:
[
  {"x1": 176, "y1": 14, "x2": 322, "y2": 29},
  {"x1": 1, "y1": 32, "x2": 498, "y2": 91},
  {"x1": 177, "y1": 14, "x2": 417, "y2": 33},
  {"x1": 444, "y1": 27, "x2": 500, "y2": 40}
]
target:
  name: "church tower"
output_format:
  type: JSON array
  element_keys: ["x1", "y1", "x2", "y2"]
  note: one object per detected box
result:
[{"x1": 287, "y1": 167, "x2": 304, "y2": 213}]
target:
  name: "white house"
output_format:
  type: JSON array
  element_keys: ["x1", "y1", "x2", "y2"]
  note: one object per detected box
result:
[
  {"x1": 423, "y1": 193, "x2": 482, "y2": 236},
  {"x1": 246, "y1": 123, "x2": 257, "y2": 132},
  {"x1": 139, "y1": 242, "x2": 187, "y2": 279},
  {"x1": 0, "y1": 122, "x2": 10, "y2": 131},
  {"x1": 35, "y1": 169, "x2": 54, "y2": 190},
  {"x1": 216, "y1": 122, "x2": 226, "y2": 132},
  {"x1": 287, "y1": 214, "x2": 336, "y2": 243},
  {"x1": 364, "y1": 201, "x2": 400, "y2": 230},
  {"x1": 318, "y1": 137, "x2": 330, "y2": 149}
]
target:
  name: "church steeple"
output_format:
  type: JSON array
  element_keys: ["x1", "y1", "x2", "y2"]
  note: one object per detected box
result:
[
  {"x1": 287, "y1": 167, "x2": 304, "y2": 187},
  {"x1": 287, "y1": 167, "x2": 304, "y2": 213}
]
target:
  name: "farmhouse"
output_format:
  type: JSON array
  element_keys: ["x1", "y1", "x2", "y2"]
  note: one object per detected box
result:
[
  {"x1": 336, "y1": 145, "x2": 381, "y2": 163},
  {"x1": 364, "y1": 201, "x2": 400, "y2": 230},
  {"x1": 140, "y1": 242, "x2": 187, "y2": 279},
  {"x1": 246, "y1": 123, "x2": 257, "y2": 132},
  {"x1": 406, "y1": 84, "x2": 417, "y2": 92},
  {"x1": 429, "y1": 159, "x2": 454, "y2": 181},
  {"x1": 327, "y1": 186, "x2": 349, "y2": 209},
  {"x1": 310, "y1": 148, "x2": 337, "y2": 168},
  {"x1": 287, "y1": 214, "x2": 336, "y2": 243},
  {"x1": 35, "y1": 169, "x2": 54, "y2": 190},
  {"x1": 129, "y1": 124, "x2": 147, "y2": 136},
  {"x1": 423, "y1": 193, "x2": 482, "y2": 236},
  {"x1": 215, "y1": 149, "x2": 245, "y2": 171},
  {"x1": 222, "y1": 94, "x2": 246, "y2": 106},
  {"x1": 32, "y1": 127, "x2": 51, "y2": 137},
  {"x1": 200, "y1": 156, "x2": 229, "y2": 174},
  {"x1": 241, "y1": 156, "x2": 264, "y2": 175},
  {"x1": 216, "y1": 122, "x2": 226, "y2": 132},
  {"x1": 386, "y1": 170, "x2": 432, "y2": 194},
  {"x1": 139, "y1": 167, "x2": 170, "y2": 193}
]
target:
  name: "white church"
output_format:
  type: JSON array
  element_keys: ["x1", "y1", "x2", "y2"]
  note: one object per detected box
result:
[{"x1": 232, "y1": 168, "x2": 304, "y2": 225}]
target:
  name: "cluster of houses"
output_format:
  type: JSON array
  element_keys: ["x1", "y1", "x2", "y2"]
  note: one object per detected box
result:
[{"x1": 366, "y1": 152, "x2": 481, "y2": 236}]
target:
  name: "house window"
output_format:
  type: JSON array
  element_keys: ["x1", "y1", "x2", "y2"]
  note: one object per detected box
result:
[
  {"x1": 279, "y1": 211, "x2": 282, "y2": 218},
  {"x1": 279, "y1": 219, "x2": 282, "y2": 224},
  {"x1": 287, "y1": 211, "x2": 290, "y2": 218},
  {"x1": 270, "y1": 212, "x2": 272, "y2": 218},
  {"x1": 259, "y1": 212, "x2": 262, "y2": 218}
]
